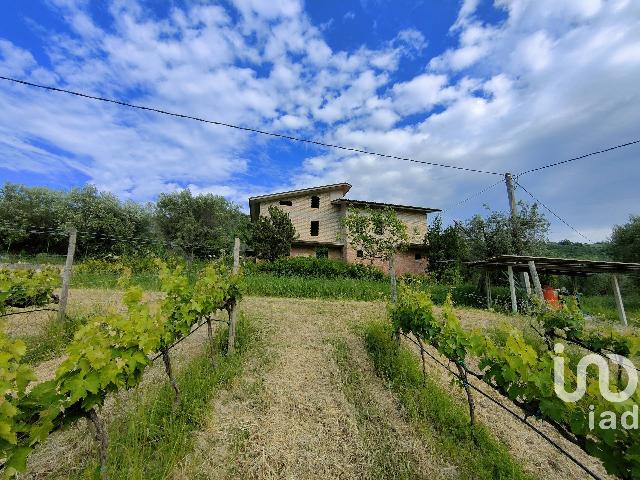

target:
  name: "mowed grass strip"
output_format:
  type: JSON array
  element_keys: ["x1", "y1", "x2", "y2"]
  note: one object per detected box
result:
[
  {"x1": 364, "y1": 320, "x2": 535, "y2": 480},
  {"x1": 242, "y1": 273, "x2": 389, "y2": 301},
  {"x1": 76, "y1": 313, "x2": 256, "y2": 480},
  {"x1": 329, "y1": 337, "x2": 424, "y2": 479}
]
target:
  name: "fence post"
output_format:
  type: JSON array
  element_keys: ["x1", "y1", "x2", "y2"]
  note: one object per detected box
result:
[
  {"x1": 227, "y1": 238, "x2": 240, "y2": 354},
  {"x1": 58, "y1": 227, "x2": 77, "y2": 321}
]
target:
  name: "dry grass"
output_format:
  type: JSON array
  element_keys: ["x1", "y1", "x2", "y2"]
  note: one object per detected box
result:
[{"x1": 175, "y1": 297, "x2": 456, "y2": 480}]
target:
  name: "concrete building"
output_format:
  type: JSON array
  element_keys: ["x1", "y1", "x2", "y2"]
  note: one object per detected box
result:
[{"x1": 248, "y1": 183, "x2": 440, "y2": 275}]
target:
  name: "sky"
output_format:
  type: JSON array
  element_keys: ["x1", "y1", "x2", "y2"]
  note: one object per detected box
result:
[{"x1": 0, "y1": 0, "x2": 639, "y2": 242}]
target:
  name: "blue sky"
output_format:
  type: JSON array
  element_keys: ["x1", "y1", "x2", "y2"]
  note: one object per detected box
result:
[{"x1": 1, "y1": 0, "x2": 639, "y2": 241}]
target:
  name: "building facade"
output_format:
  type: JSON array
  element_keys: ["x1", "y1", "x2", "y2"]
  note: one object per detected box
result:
[{"x1": 248, "y1": 183, "x2": 440, "y2": 275}]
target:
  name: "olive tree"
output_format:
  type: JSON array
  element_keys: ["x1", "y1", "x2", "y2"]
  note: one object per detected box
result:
[{"x1": 342, "y1": 206, "x2": 409, "y2": 302}]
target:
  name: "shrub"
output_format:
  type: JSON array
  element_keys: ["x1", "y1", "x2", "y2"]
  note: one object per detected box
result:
[
  {"x1": 427, "y1": 284, "x2": 513, "y2": 311},
  {"x1": 255, "y1": 256, "x2": 385, "y2": 280}
]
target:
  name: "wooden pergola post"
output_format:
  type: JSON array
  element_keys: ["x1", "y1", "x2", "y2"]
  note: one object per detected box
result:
[
  {"x1": 522, "y1": 272, "x2": 532, "y2": 296},
  {"x1": 507, "y1": 266, "x2": 518, "y2": 314},
  {"x1": 527, "y1": 260, "x2": 544, "y2": 300},
  {"x1": 485, "y1": 272, "x2": 492, "y2": 309},
  {"x1": 611, "y1": 274, "x2": 628, "y2": 326}
]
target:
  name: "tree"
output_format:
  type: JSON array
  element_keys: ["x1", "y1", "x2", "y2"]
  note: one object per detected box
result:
[
  {"x1": 342, "y1": 206, "x2": 409, "y2": 301},
  {"x1": 155, "y1": 189, "x2": 249, "y2": 259},
  {"x1": 68, "y1": 185, "x2": 155, "y2": 257},
  {"x1": 425, "y1": 216, "x2": 468, "y2": 283},
  {"x1": 250, "y1": 206, "x2": 297, "y2": 261},
  {"x1": 610, "y1": 215, "x2": 640, "y2": 263},
  {"x1": 0, "y1": 183, "x2": 155, "y2": 257},
  {"x1": 0, "y1": 183, "x2": 68, "y2": 254},
  {"x1": 464, "y1": 202, "x2": 549, "y2": 261}
]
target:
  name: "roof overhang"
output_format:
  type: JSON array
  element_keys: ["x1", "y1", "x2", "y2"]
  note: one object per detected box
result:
[{"x1": 331, "y1": 198, "x2": 441, "y2": 215}]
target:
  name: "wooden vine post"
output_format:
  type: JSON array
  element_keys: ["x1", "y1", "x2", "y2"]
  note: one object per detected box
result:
[
  {"x1": 58, "y1": 226, "x2": 77, "y2": 321},
  {"x1": 227, "y1": 237, "x2": 240, "y2": 354}
]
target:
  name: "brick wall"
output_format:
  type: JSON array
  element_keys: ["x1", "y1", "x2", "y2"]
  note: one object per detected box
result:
[{"x1": 343, "y1": 245, "x2": 427, "y2": 275}]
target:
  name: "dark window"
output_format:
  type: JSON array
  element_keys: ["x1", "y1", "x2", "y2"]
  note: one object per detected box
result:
[
  {"x1": 415, "y1": 253, "x2": 423, "y2": 260},
  {"x1": 311, "y1": 195, "x2": 320, "y2": 208},
  {"x1": 310, "y1": 221, "x2": 319, "y2": 236},
  {"x1": 316, "y1": 247, "x2": 328, "y2": 259},
  {"x1": 279, "y1": 200, "x2": 292, "y2": 206},
  {"x1": 356, "y1": 250, "x2": 364, "y2": 258}
]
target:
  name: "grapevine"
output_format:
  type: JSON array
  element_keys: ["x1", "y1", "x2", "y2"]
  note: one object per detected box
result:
[
  {"x1": 389, "y1": 284, "x2": 640, "y2": 479},
  {"x1": 0, "y1": 267, "x2": 60, "y2": 313},
  {"x1": 0, "y1": 259, "x2": 241, "y2": 478}
]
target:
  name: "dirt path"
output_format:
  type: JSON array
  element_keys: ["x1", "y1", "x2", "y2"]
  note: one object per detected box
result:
[{"x1": 175, "y1": 297, "x2": 451, "y2": 480}]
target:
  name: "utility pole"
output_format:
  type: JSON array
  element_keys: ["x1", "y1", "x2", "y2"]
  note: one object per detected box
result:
[
  {"x1": 505, "y1": 173, "x2": 531, "y2": 300},
  {"x1": 505, "y1": 173, "x2": 517, "y2": 221}
]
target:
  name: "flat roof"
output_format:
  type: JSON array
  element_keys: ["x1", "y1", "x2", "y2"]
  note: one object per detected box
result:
[
  {"x1": 467, "y1": 254, "x2": 640, "y2": 276},
  {"x1": 331, "y1": 198, "x2": 441, "y2": 214}
]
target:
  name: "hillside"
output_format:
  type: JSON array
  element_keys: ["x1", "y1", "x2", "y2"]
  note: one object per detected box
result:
[{"x1": 542, "y1": 240, "x2": 611, "y2": 260}]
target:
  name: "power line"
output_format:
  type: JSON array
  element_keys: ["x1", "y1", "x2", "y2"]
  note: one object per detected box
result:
[
  {"x1": 0, "y1": 75, "x2": 503, "y2": 176},
  {"x1": 517, "y1": 139, "x2": 640, "y2": 176},
  {"x1": 440, "y1": 178, "x2": 504, "y2": 213},
  {"x1": 514, "y1": 179, "x2": 591, "y2": 242}
]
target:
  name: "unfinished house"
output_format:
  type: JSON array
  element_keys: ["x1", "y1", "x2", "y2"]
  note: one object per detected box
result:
[{"x1": 248, "y1": 183, "x2": 441, "y2": 275}]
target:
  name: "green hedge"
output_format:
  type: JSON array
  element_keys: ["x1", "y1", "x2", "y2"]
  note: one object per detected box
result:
[{"x1": 253, "y1": 256, "x2": 385, "y2": 281}]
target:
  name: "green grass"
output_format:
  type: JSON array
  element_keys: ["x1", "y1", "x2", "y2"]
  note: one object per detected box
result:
[
  {"x1": 71, "y1": 271, "x2": 162, "y2": 291},
  {"x1": 242, "y1": 273, "x2": 390, "y2": 301},
  {"x1": 75, "y1": 313, "x2": 255, "y2": 480},
  {"x1": 20, "y1": 313, "x2": 88, "y2": 364},
  {"x1": 329, "y1": 337, "x2": 421, "y2": 479},
  {"x1": 581, "y1": 294, "x2": 640, "y2": 325},
  {"x1": 363, "y1": 320, "x2": 534, "y2": 480},
  {"x1": 0, "y1": 252, "x2": 67, "y2": 265}
]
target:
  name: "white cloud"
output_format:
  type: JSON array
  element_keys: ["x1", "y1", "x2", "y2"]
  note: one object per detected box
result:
[{"x1": 1, "y1": 0, "x2": 640, "y2": 241}]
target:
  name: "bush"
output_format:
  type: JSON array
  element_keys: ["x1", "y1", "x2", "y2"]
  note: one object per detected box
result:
[
  {"x1": 428, "y1": 284, "x2": 513, "y2": 311},
  {"x1": 255, "y1": 257, "x2": 385, "y2": 281}
]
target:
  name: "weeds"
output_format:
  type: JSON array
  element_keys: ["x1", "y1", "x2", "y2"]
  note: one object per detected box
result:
[{"x1": 363, "y1": 320, "x2": 534, "y2": 480}]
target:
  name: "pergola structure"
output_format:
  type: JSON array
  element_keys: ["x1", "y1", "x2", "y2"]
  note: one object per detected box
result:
[{"x1": 467, "y1": 254, "x2": 640, "y2": 325}]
